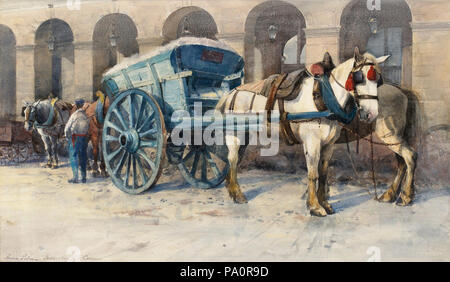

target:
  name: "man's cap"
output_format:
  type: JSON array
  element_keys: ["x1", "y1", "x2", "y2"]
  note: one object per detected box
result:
[{"x1": 75, "y1": 98, "x2": 85, "y2": 107}]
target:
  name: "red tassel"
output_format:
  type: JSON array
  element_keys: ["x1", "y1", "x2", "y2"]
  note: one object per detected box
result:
[
  {"x1": 345, "y1": 74, "x2": 354, "y2": 91},
  {"x1": 310, "y1": 64, "x2": 324, "y2": 76},
  {"x1": 367, "y1": 66, "x2": 377, "y2": 81}
]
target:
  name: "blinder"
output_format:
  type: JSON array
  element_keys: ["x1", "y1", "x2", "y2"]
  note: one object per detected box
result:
[{"x1": 351, "y1": 64, "x2": 383, "y2": 88}]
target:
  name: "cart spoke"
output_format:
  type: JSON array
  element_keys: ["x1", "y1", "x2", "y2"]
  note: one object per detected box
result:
[
  {"x1": 105, "y1": 135, "x2": 119, "y2": 142},
  {"x1": 137, "y1": 149, "x2": 156, "y2": 172},
  {"x1": 204, "y1": 150, "x2": 220, "y2": 178},
  {"x1": 124, "y1": 154, "x2": 132, "y2": 187},
  {"x1": 138, "y1": 112, "x2": 155, "y2": 133},
  {"x1": 135, "y1": 154, "x2": 148, "y2": 185},
  {"x1": 128, "y1": 94, "x2": 135, "y2": 129},
  {"x1": 106, "y1": 148, "x2": 122, "y2": 162},
  {"x1": 139, "y1": 128, "x2": 158, "y2": 139},
  {"x1": 190, "y1": 151, "x2": 200, "y2": 176},
  {"x1": 112, "y1": 108, "x2": 128, "y2": 130},
  {"x1": 140, "y1": 140, "x2": 158, "y2": 147},
  {"x1": 113, "y1": 151, "x2": 128, "y2": 176},
  {"x1": 105, "y1": 120, "x2": 123, "y2": 135},
  {"x1": 212, "y1": 149, "x2": 228, "y2": 164},
  {"x1": 201, "y1": 153, "x2": 207, "y2": 181},
  {"x1": 136, "y1": 97, "x2": 147, "y2": 129},
  {"x1": 132, "y1": 155, "x2": 138, "y2": 189},
  {"x1": 183, "y1": 148, "x2": 195, "y2": 162}
]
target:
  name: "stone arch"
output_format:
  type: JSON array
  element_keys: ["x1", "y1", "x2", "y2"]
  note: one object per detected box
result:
[
  {"x1": 0, "y1": 25, "x2": 16, "y2": 120},
  {"x1": 340, "y1": 0, "x2": 412, "y2": 86},
  {"x1": 92, "y1": 13, "x2": 139, "y2": 99},
  {"x1": 162, "y1": 6, "x2": 218, "y2": 44},
  {"x1": 244, "y1": 0, "x2": 306, "y2": 82},
  {"x1": 34, "y1": 18, "x2": 74, "y2": 100}
]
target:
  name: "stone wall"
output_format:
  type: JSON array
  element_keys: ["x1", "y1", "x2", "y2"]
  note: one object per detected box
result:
[{"x1": 0, "y1": 0, "x2": 448, "y2": 132}]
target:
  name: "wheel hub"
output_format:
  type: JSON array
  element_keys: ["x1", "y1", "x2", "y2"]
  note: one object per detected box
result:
[{"x1": 119, "y1": 129, "x2": 140, "y2": 153}]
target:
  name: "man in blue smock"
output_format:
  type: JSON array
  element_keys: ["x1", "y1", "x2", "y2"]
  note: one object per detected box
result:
[{"x1": 64, "y1": 99, "x2": 89, "y2": 183}]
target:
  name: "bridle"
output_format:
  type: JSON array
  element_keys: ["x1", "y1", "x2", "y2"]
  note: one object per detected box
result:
[
  {"x1": 330, "y1": 59, "x2": 383, "y2": 107},
  {"x1": 24, "y1": 100, "x2": 41, "y2": 129}
]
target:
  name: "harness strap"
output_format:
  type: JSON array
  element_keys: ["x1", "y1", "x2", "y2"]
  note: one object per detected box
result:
[
  {"x1": 356, "y1": 94, "x2": 378, "y2": 100},
  {"x1": 265, "y1": 73, "x2": 288, "y2": 120},
  {"x1": 229, "y1": 91, "x2": 239, "y2": 111},
  {"x1": 34, "y1": 99, "x2": 58, "y2": 129},
  {"x1": 278, "y1": 99, "x2": 300, "y2": 145},
  {"x1": 249, "y1": 93, "x2": 257, "y2": 112}
]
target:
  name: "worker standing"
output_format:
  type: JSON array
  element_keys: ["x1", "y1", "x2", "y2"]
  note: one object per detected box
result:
[{"x1": 65, "y1": 99, "x2": 89, "y2": 183}]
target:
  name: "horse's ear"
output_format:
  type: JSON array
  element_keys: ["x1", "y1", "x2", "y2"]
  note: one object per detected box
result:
[
  {"x1": 354, "y1": 47, "x2": 363, "y2": 62},
  {"x1": 322, "y1": 52, "x2": 335, "y2": 71},
  {"x1": 21, "y1": 106, "x2": 26, "y2": 117},
  {"x1": 376, "y1": 55, "x2": 391, "y2": 64}
]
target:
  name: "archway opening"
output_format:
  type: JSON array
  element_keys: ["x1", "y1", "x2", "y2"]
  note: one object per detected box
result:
[
  {"x1": 92, "y1": 13, "x2": 139, "y2": 99},
  {"x1": 162, "y1": 6, "x2": 218, "y2": 44},
  {"x1": 340, "y1": 0, "x2": 412, "y2": 86},
  {"x1": 245, "y1": 0, "x2": 306, "y2": 82},
  {"x1": 0, "y1": 25, "x2": 16, "y2": 120},
  {"x1": 34, "y1": 18, "x2": 74, "y2": 100}
]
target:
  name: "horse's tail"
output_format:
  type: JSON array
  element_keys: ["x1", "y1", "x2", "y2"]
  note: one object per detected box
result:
[{"x1": 399, "y1": 87, "x2": 423, "y2": 149}]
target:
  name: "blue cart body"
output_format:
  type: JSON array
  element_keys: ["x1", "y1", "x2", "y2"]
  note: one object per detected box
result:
[{"x1": 102, "y1": 41, "x2": 244, "y2": 126}]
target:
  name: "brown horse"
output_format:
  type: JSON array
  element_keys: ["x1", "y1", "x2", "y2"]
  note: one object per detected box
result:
[{"x1": 83, "y1": 91, "x2": 110, "y2": 177}]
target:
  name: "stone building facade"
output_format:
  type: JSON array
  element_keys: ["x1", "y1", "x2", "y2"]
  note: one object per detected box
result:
[{"x1": 0, "y1": 0, "x2": 449, "y2": 132}]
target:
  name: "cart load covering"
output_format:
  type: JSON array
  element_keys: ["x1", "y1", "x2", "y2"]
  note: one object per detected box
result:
[{"x1": 101, "y1": 37, "x2": 244, "y2": 116}]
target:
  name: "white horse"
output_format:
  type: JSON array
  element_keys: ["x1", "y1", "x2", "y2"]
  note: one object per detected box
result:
[{"x1": 216, "y1": 47, "x2": 390, "y2": 217}]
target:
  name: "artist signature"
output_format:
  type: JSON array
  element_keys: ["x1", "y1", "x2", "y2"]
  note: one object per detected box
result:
[{"x1": 2, "y1": 254, "x2": 99, "y2": 262}]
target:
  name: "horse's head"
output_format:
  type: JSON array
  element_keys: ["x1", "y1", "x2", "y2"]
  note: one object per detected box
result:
[
  {"x1": 347, "y1": 47, "x2": 390, "y2": 122},
  {"x1": 22, "y1": 100, "x2": 40, "y2": 131}
]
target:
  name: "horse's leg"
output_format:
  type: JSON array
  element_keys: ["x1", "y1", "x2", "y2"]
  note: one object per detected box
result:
[
  {"x1": 376, "y1": 127, "x2": 417, "y2": 205},
  {"x1": 41, "y1": 134, "x2": 52, "y2": 168},
  {"x1": 378, "y1": 154, "x2": 406, "y2": 202},
  {"x1": 303, "y1": 140, "x2": 327, "y2": 217},
  {"x1": 91, "y1": 133, "x2": 100, "y2": 178},
  {"x1": 317, "y1": 144, "x2": 335, "y2": 215},
  {"x1": 51, "y1": 135, "x2": 59, "y2": 169},
  {"x1": 98, "y1": 131, "x2": 108, "y2": 177},
  {"x1": 394, "y1": 144, "x2": 417, "y2": 206},
  {"x1": 225, "y1": 135, "x2": 247, "y2": 204}
]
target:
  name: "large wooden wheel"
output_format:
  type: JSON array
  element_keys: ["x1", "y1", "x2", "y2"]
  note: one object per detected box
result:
[
  {"x1": 102, "y1": 89, "x2": 167, "y2": 194},
  {"x1": 178, "y1": 143, "x2": 229, "y2": 189}
]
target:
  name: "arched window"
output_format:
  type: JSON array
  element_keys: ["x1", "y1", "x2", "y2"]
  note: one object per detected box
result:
[
  {"x1": 245, "y1": 0, "x2": 306, "y2": 81},
  {"x1": 35, "y1": 19, "x2": 74, "y2": 100},
  {"x1": 92, "y1": 13, "x2": 139, "y2": 99},
  {"x1": 162, "y1": 6, "x2": 218, "y2": 44},
  {"x1": 0, "y1": 25, "x2": 16, "y2": 120}
]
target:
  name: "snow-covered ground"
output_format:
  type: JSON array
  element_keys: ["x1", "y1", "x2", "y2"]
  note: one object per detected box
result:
[{"x1": 0, "y1": 159, "x2": 448, "y2": 262}]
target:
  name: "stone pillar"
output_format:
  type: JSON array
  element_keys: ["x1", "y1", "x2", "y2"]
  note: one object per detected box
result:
[
  {"x1": 73, "y1": 41, "x2": 93, "y2": 102},
  {"x1": 15, "y1": 45, "x2": 35, "y2": 120},
  {"x1": 304, "y1": 27, "x2": 340, "y2": 65},
  {"x1": 411, "y1": 22, "x2": 450, "y2": 129}
]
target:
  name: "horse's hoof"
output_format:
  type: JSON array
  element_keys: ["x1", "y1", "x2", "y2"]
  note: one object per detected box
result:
[
  {"x1": 235, "y1": 194, "x2": 248, "y2": 204},
  {"x1": 396, "y1": 194, "x2": 414, "y2": 206},
  {"x1": 320, "y1": 202, "x2": 335, "y2": 215},
  {"x1": 378, "y1": 190, "x2": 396, "y2": 203},
  {"x1": 51, "y1": 165, "x2": 58, "y2": 169},
  {"x1": 92, "y1": 171, "x2": 100, "y2": 178},
  {"x1": 230, "y1": 191, "x2": 248, "y2": 204},
  {"x1": 310, "y1": 206, "x2": 327, "y2": 217}
]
